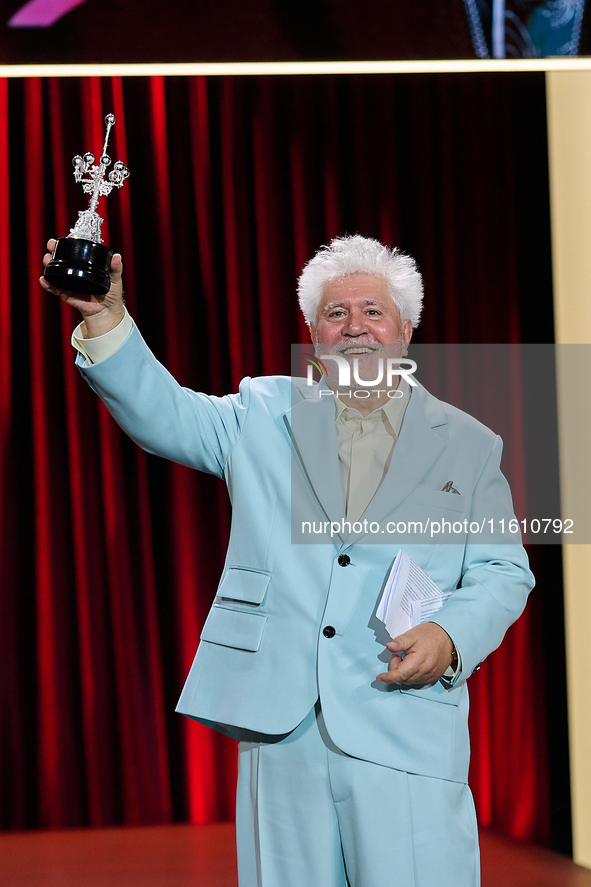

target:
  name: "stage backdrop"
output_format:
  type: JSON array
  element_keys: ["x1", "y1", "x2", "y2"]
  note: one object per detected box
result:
[{"x1": 0, "y1": 72, "x2": 566, "y2": 848}]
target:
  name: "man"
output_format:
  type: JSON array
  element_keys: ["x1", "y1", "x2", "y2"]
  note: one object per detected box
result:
[{"x1": 41, "y1": 234, "x2": 534, "y2": 887}]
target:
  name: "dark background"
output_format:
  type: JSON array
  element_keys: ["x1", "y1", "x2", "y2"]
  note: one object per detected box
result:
[{"x1": 0, "y1": 0, "x2": 588, "y2": 65}]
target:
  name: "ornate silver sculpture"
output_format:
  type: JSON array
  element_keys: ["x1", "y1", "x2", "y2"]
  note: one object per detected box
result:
[
  {"x1": 70, "y1": 114, "x2": 129, "y2": 243},
  {"x1": 44, "y1": 113, "x2": 130, "y2": 296}
]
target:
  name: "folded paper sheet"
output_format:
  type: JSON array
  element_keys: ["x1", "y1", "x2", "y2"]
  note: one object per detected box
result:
[{"x1": 376, "y1": 550, "x2": 452, "y2": 639}]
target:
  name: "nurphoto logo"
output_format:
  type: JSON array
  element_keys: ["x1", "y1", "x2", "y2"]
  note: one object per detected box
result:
[{"x1": 305, "y1": 354, "x2": 418, "y2": 388}]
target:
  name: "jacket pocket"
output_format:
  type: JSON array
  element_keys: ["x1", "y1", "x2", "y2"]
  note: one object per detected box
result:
[
  {"x1": 217, "y1": 566, "x2": 271, "y2": 605},
  {"x1": 399, "y1": 680, "x2": 462, "y2": 706},
  {"x1": 200, "y1": 604, "x2": 268, "y2": 652},
  {"x1": 410, "y1": 487, "x2": 465, "y2": 513}
]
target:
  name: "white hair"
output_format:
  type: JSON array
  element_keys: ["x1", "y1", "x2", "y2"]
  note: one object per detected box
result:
[{"x1": 297, "y1": 234, "x2": 424, "y2": 328}]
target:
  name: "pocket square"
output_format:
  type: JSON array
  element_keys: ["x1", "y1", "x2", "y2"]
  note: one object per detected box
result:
[{"x1": 441, "y1": 480, "x2": 461, "y2": 495}]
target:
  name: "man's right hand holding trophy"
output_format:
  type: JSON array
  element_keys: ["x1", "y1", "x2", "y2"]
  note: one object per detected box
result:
[{"x1": 40, "y1": 242, "x2": 125, "y2": 338}]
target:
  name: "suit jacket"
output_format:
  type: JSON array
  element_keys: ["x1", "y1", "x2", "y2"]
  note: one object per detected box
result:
[{"x1": 79, "y1": 324, "x2": 534, "y2": 784}]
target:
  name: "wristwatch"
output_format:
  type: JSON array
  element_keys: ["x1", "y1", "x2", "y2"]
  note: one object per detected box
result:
[
  {"x1": 450, "y1": 643, "x2": 459, "y2": 672},
  {"x1": 439, "y1": 642, "x2": 460, "y2": 688}
]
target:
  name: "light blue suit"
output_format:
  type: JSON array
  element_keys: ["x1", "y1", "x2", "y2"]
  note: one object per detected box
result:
[{"x1": 78, "y1": 324, "x2": 534, "y2": 883}]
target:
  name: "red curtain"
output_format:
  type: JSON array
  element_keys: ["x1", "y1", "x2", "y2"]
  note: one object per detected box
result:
[{"x1": 0, "y1": 73, "x2": 556, "y2": 842}]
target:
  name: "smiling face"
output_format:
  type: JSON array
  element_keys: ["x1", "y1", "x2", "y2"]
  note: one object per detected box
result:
[{"x1": 309, "y1": 275, "x2": 413, "y2": 387}]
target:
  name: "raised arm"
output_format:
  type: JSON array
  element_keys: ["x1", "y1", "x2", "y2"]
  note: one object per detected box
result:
[{"x1": 39, "y1": 240, "x2": 250, "y2": 479}]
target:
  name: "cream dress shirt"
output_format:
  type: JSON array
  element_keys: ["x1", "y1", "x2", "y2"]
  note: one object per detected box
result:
[{"x1": 334, "y1": 378, "x2": 410, "y2": 525}]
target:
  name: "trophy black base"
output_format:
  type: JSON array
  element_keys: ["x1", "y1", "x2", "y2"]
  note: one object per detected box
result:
[{"x1": 44, "y1": 238, "x2": 113, "y2": 296}]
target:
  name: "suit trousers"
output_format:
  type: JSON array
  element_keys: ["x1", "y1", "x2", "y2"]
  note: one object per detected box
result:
[{"x1": 236, "y1": 703, "x2": 480, "y2": 887}]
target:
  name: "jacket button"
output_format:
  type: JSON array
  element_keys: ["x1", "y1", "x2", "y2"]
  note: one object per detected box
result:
[
  {"x1": 338, "y1": 554, "x2": 350, "y2": 567},
  {"x1": 323, "y1": 626, "x2": 336, "y2": 638}
]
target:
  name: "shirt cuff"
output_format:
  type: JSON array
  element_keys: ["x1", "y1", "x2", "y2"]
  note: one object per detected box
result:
[{"x1": 71, "y1": 309, "x2": 133, "y2": 366}]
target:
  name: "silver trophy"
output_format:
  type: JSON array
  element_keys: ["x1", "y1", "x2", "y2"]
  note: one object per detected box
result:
[{"x1": 45, "y1": 113, "x2": 129, "y2": 296}]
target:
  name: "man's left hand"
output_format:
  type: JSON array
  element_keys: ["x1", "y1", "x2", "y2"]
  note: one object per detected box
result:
[{"x1": 376, "y1": 623, "x2": 454, "y2": 687}]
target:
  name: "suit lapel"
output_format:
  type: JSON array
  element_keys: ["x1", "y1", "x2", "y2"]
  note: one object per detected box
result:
[
  {"x1": 279, "y1": 380, "x2": 346, "y2": 536},
  {"x1": 342, "y1": 386, "x2": 447, "y2": 545}
]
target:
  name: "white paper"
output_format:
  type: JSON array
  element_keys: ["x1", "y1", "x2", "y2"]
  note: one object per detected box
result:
[{"x1": 376, "y1": 550, "x2": 451, "y2": 639}]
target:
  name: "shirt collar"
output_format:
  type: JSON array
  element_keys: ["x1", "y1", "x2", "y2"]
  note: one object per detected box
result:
[{"x1": 333, "y1": 376, "x2": 411, "y2": 435}]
